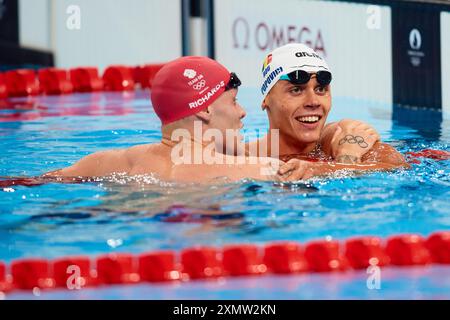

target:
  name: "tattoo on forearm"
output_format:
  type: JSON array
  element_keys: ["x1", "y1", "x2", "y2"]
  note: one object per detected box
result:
[
  {"x1": 335, "y1": 154, "x2": 359, "y2": 164},
  {"x1": 338, "y1": 135, "x2": 369, "y2": 148}
]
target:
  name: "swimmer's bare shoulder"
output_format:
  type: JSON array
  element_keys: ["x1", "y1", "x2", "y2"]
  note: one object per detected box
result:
[
  {"x1": 320, "y1": 121, "x2": 409, "y2": 167},
  {"x1": 43, "y1": 148, "x2": 131, "y2": 177},
  {"x1": 44, "y1": 143, "x2": 173, "y2": 178},
  {"x1": 361, "y1": 142, "x2": 409, "y2": 167},
  {"x1": 125, "y1": 144, "x2": 171, "y2": 177}
]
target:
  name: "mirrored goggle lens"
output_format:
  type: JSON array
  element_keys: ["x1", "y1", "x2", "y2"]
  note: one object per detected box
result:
[
  {"x1": 287, "y1": 70, "x2": 310, "y2": 84},
  {"x1": 282, "y1": 70, "x2": 332, "y2": 86},
  {"x1": 315, "y1": 71, "x2": 332, "y2": 86},
  {"x1": 225, "y1": 72, "x2": 242, "y2": 91}
]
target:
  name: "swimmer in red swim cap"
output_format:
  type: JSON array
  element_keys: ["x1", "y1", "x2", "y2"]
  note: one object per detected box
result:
[{"x1": 44, "y1": 56, "x2": 317, "y2": 182}]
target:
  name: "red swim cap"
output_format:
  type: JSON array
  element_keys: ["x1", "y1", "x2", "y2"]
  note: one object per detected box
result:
[{"x1": 151, "y1": 56, "x2": 230, "y2": 125}]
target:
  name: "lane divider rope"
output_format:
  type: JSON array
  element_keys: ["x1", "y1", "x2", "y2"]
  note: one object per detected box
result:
[
  {"x1": 0, "y1": 231, "x2": 449, "y2": 294},
  {"x1": 0, "y1": 65, "x2": 165, "y2": 98}
]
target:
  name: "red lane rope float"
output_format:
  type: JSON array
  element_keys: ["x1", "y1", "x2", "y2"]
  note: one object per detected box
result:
[
  {"x1": 345, "y1": 237, "x2": 390, "y2": 269},
  {"x1": 38, "y1": 68, "x2": 73, "y2": 95},
  {"x1": 304, "y1": 239, "x2": 349, "y2": 272},
  {"x1": 263, "y1": 242, "x2": 308, "y2": 273},
  {"x1": 133, "y1": 64, "x2": 165, "y2": 89},
  {"x1": 0, "y1": 231, "x2": 449, "y2": 295},
  {"x1": 102, "y1": 66, "x2": 135, "y2": 92},
  {"x1": 386, "y1": 234, "x2": 431, "y2": 265},
  {"x1": 223, "y1": 245, "x2": 267, "y2": 276},
  {"x1": 53, "y1": 256, "x2": 95, "y2": 288},
  {"x1": 182, "y1": 247, "x2": 223, "y2": 279},
  {"x1": 405, "y1": 149, "x2": 450, "y2": 164},
  {"x1": 69, "y1": 67, "x2": 104, "y2": 93},
  {"x1": 138, "y1": 251, "x2": 181, "y2": 282},
  {"x1": 0, "y1": 73, "x2": 8, "y2": 99},
  {"x1": 4, "y1": 69, "x2": 40, "y2": 97},
  {"x1": 10, "y1": 259, "x2": 55, "y2": 290},
  {"x1": 96, "y1": 253, "x2": 140, "y2": 284}
]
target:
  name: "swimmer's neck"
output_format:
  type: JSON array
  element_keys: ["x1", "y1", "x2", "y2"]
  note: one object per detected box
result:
[
  {"x1": 266, "y1": 129, "x2": 318, "y2": 157},
  {"x1": 160, "y1": 124, "x2": 209, "y2": 149},
  {"x1": 160, "y1": 134, "x2": 212, "y2": 150}
]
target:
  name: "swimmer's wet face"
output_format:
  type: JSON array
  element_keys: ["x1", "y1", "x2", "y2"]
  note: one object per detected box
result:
[
  {"x1": 259, "y1": 43, "x2": 333, "y2": 151},
  {"x1": 204, "y1": 88, "x2": 246, "y2": 155},
  {"x1": 264, "y1": 73, "x2": 331, "y2": 145},
  {"x1": 193, "y1": 72, "x2": 245, "y2": 155}
]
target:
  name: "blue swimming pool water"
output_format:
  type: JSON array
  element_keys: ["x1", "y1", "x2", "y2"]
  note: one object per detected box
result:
[{"x1": 0, "y1": 88, "x2": 449, "y2": 299}]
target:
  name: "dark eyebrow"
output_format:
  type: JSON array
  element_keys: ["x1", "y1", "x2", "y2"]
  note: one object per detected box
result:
[{"x1": 285, "y1": 83, "x2": 307, "y2": 90}]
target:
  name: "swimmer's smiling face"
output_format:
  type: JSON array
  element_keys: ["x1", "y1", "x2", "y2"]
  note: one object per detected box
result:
[
  {"x1": 264, "y1": 75, "x2": 331, "y2": 146},
  {"x1": 205, "y1": 89, "x2": 246, "y2": 155}
]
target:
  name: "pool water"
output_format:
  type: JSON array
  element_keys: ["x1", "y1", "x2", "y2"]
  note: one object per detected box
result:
[{"x1": 0, "y1": 88, "x2": 449, "y2": 299}]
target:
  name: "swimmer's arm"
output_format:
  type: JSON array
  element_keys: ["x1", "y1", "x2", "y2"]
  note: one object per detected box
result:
[
  {"x1": 170, "y1": 156, "x2": 284, "y2": 182},
  {"x1": 320, "y1": 121, "x2": 409, "y2": 169},
  {"x1": 233, "y1": 156, "x2": 286, "y2": 181},
  {"x1": 320, "y1": 119, "x2": 382, "y2": 157},
  {"x1": 319, "y1": 120, "x2": 370, "y2": 156},
  {"x1": 310, "y1": 160, "x2": 406, "y2": 177},
  {"x1": 276, "y1": 158, "x2": 404, "y2": 181},
  {"x1": 313, "y1": 144, "x2": 409, "y2": 172},
  {"x1": 43, "y1": 150, "x2": 130, "y2": 177},
  {"x1": 360, "y1": 142, "x2": 410, "y2": 168},
  {"x1": 319, "y1": 121, "x2": 339, "y2": 156},
  {"x1": 202, "y1": 157, "x2": 317, "y2": 182}
]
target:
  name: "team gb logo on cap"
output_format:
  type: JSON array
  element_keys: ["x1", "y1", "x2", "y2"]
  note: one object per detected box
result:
[{"x1": 183, "y1": 69, "x2": 197, "y2": 79}]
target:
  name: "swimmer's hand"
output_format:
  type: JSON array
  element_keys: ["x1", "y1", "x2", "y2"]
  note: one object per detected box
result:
[
  {"x1": 277, "y1": 159, "x2": 316, "y2": 181},
  {"x1": 330, "y1": 120, "x2": 380, "y2": 164}
]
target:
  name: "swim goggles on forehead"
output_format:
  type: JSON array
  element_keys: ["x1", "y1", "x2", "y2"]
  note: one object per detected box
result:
[
  {"x1": 279, "y1": 70, "x2": 332, "y2": 86},
  {"x1": 225, "y1": 72, "x2": 242, "y2": 91}
]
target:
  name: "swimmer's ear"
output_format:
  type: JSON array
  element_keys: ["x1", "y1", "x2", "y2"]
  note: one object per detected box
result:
[
  {"x1": 262, "y1": 98, "x2": 269, "y2": 111},
  {"x1": 195, "y1": 108, "x2": 211, "y2": 123}
]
